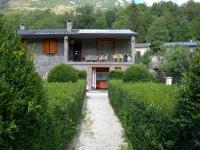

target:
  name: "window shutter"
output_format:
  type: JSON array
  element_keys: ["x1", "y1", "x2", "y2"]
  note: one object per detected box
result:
[
  {"x1": 43, "y1": 39, "x2": 50, "y2": 54},
  {"x1": 49, "y1": 39, "x2": 58, "y2": 54}
]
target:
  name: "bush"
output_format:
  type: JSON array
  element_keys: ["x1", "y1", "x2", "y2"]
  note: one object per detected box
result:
[
  {"x1": 162, "y1": 46, "x2": 191, "y2": 84},
  {"x1": 170, "y1": 47, "x2": 200, "y2": 150},
  {"x1": 109, "y1": 80, "x2": 179, "y2": 150},
  {"x1": 44, "y1": 80, "x2": 86, "y2": 149},
  {"x1": 47, "y1": 64, "x2": 78, "y2": 83},
  {"x1": 123, "y1": 64, "x2": 155, "y2": 83},
  {"x1": 0, "y1": 15, "x2": 47, "y2": 149},
  {"x1": 78, "y1": 70, "x2": 87, "y2": 79},
  {"x1": 108, "y1": 70, "x2": 124, "y2": 79}
]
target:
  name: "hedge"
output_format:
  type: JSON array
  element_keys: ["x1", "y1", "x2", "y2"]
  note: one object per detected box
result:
[
  {"x1": 123, "y1": 64, "x2": 155, "y2": 83},
  {"x1": 78, "y1": 70, "x2": 87, "y2": 79},
  {"x1": 108, "y1": 70, "x2": 124, "y2": 79},
  {"x1": 43, "y1": 80, "x2": 86, "y2": 149},
  {"x1": 47, "y1": 64, "x2": 78, "y2": 83},
  {"x1": 108, "y1": 80, "x2": 179, "y2": 150}
]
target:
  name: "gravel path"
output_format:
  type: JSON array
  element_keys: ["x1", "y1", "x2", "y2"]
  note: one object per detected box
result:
[{"x1": 68, "y1": 92, "x2": 127, "y2": 150}]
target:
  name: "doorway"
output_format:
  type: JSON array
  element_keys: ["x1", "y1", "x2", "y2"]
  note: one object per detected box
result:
[
  {"x1": 94, "y1": 67, "x2": 109, "y2": 90},
  {"x1": 70, "y1": 39, "x2": 82, "y2": 61}
]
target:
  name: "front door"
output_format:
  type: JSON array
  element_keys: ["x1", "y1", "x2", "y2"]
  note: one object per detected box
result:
[{"x1": 95, "y1": 67, "x2": 109, "y2": 90}]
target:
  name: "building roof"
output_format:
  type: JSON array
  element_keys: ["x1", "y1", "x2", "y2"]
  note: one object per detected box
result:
[
  {"x1": 164, "y1": 42, "x2": 200, "y2": 47},
  {"x1": 135, "y1": 43, "x2": 150, "y2": 48},
  {"x1": 18, "y1": 29, "x2": 137, "y2": 38}
]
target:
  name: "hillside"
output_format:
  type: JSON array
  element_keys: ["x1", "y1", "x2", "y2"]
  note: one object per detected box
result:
[{"x1": 0, "y1": 0, "x2": 131, "y2": 14}]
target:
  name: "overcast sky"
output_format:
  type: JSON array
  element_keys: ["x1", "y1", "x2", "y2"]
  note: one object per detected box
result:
[{"x1": 134, "y1": 0, "x2": 200, "y2": 6}]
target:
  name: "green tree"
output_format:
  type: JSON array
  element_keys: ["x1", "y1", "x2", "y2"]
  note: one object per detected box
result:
[
  {"x1": 146, "y1": 17, "x2": 170, "y2": 53},
  {"x1": 94, "y1": 10, "x2": 108, "y2": 28},
  {"x1": 73, "y1": 5, "x2": 95, "y2": 29},
  {"x1": 141, "y1": 49, "x2": 153, "y2": 66},
  {"x1": 0, "y1": 14, "x2": 47, "y2": 149},
  {"x1": 163, "y1": 46, "x2": 191, "y2": 83},
  {"x1": 173, "y1": 46, "x2": 200, "y2": 150}
]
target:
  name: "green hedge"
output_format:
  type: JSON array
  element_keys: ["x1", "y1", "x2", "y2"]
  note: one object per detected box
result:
[
  {"x1": 123, "y1": 64, "x2": 155, "y2": 83},
  {"x1": 43, "y1": 80, "x2": 86, "y2": 149},
  {"x1": 78, "y1": 70, "x2": 87, "y2": 79},
  {"x1": 47, "y1": 64, "x2": 78, "y2": 83},
  {"x1": 108, "y1": 80, "x2": 179, "y2": 150},
  {"x1": 108, "y1": 70, "x2": 124, "y2": 79}
]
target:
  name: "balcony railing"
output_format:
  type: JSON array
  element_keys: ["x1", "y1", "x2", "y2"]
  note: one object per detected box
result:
[{"x1": 69, "y1": 54, "x2": 133, "y2": 63}]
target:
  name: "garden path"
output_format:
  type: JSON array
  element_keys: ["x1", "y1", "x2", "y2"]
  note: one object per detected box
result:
[{"x1": 68, "y1": 92, "x2": 127, "y2": 150}]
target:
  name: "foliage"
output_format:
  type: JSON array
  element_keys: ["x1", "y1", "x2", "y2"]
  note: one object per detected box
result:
[
  {"x1": 78, "y1": 70, "x2": 87, "y2": 79},
  {"x1": 44, "y1": 80, "x2": 86, "y2": 149},
  {"x1": 2, "y1": 1, "x2": 200, "y2": 46},
  {"x1": 145, "y1": 16, "x2": 170, "y2": 53},
  {"x1": 170, "y1": 46, "x2": 200, "y2": 150},
  {"x1": 141, "y1": 49, "x2": 153, "y2": 66},
  {"x1": 163, "y1": 46, "x2": 191, "y2": 84},
  {"x1": 123, "y1": 64, "x2": 155, "y2": 83},
  {"x1": 47, "y1": 64, "x2": 78, "y2": 83},
  {"x1": 108, "y1": 80, "x2": 179, "y2": 150},
  {"x1": 108, "y1": 70, "x2": 124, "y2": 79},
  {"x1": 0, "y1": 14, "x2": 47, "y2": 149}
]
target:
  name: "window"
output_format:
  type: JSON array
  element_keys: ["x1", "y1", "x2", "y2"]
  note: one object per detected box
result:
[
  {"x1": 42, "y1": 38, "x2": 58, "y2": 54},
  {"x1": 115, "y1": 67, "x2": 122, "y2": 70}
]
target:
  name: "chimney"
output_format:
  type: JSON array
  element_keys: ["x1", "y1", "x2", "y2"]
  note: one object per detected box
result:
[
  {"x1": 67, "y1": 20, "x2": 73, "y2": 33},
  {"x1": 20, "y1": 24, "x2": 26, "y2": 30}
]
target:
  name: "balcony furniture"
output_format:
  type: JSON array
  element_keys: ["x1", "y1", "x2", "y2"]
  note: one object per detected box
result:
[
  {"x1": 112, "y1": 53, "x2": 124, "y2": 62},
  {"x1": 97, "y1": 55, "x2": 108, "y2": 62},
  {"x1": 85, "y1": 55, "x2": 97, "y2": 62}
]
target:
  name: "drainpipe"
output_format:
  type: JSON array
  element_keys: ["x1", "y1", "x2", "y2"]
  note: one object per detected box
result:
[
  {"x1": 64, "y1": 36, "x2": 69, "y2": 63},
  {"x1": 131, "y1": 36, "x2": 136, "y2": 63}
]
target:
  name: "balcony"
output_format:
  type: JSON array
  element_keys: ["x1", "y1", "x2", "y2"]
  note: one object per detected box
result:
[{"x1": 67, "y1": 54, "x2": 134, "y2": 66}]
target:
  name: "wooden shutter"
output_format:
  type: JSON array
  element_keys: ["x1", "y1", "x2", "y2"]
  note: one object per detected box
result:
[
  {"x1": 49, "y1": 39, "x2": 58, "y2": 54},
  {"x1": 43, "y1": 39, "x2": 50, "y2": 54}
]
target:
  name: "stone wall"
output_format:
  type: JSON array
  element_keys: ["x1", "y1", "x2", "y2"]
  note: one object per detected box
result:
[{"x1": 26, "y1": 38, "x2": 65, "y2": 77}]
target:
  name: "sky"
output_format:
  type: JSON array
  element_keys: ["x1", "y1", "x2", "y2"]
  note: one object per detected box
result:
[{"x1": 134, "y1": 0, "x2": 200, "y2": 6}]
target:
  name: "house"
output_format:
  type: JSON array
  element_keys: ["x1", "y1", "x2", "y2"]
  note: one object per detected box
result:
[
  {"x1": 18, "y1": 22, "x2": 137, "y2": 91},
  {"x1": 164, "y1": 42, "x2": 199, "y2": 52},
  {"x1": 135, "y1": 43, "x2": 150, "y2": 56}
]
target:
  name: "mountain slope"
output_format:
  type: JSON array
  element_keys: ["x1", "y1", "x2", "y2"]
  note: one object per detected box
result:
[{"x1": 0, "y1": 0, "x2": 131, "y2": 13}]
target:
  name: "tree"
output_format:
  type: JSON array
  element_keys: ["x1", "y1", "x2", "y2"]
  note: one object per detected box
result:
[
  {"x1": 163, "y1": 46, "x2": 191, "y2": 83},
  {"x1": 141, "y1": 49, "x2": 153, "y2": 66},
  {"x1": 0, "y1": 14, "x2": 47, "y2": 149},
  {"x1": 94, "y1": 10, "x2": 108, "y2": 28},
  {"x1": 146, "y1": 17, "x2": 170, "y2": 54},
  {"x1": 73, "y1": 5, "x2": 95, "y2": 29},
  {"x1": 173, "y1": 46, "x2": 200, "y2": 150}
]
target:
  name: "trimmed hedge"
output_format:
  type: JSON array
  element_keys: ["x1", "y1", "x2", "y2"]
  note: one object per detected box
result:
[
  {"x1": 108, "y1": 70, "x2": 124, "y2": 79},
  {"x1": 47, "y1": 64, "x2": 78, "y2": 83},
  {"x1": 123, "y1": 64, "x2": 155, "y2": 83},
  {"x1": 78, "y1": 70, "x2": 87, "y2": 79},
  {"x1": 44, "y1": 80, "x2": 86, "y2": 149},
  {"x1": 108, "y1": 80, "x2": 179, "y2": 150}
]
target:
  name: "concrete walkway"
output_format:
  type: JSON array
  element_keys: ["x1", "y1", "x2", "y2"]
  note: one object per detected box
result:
[{"x1": 68, "y1": 92, "x2": 127, "y2": 150}]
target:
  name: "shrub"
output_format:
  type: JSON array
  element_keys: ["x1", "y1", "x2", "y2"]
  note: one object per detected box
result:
[
  {"x1": 109, "y1": 80, "x2": 179, "y2": 150},
  {"x1": 44, "y1": 80, "x2": 86, "y2": 149},
  {"x1": 170, "y1": 46, "x2": 200, "y2": 150},
  {"x1": 0, "y1": 14, "x2": 47, "y2": 149},
  {"x1": 163, "y1": 46, "x2": 190, "y2": 84},
  {"x1": 47, "y1": 64, "x2": 78, "y2": 83},
  {"x1": 141, "y1": 49, "x2": 152, "y2": 66},
  {"x1": 108, "y1": 70, "x2": 124, "y2": 79},
  {"x1": 78, "y1": 70, "x2": 87, "y2": 79},
  {"x1": 123, "y1": 64, "x2": 155, "y2": 83}
]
